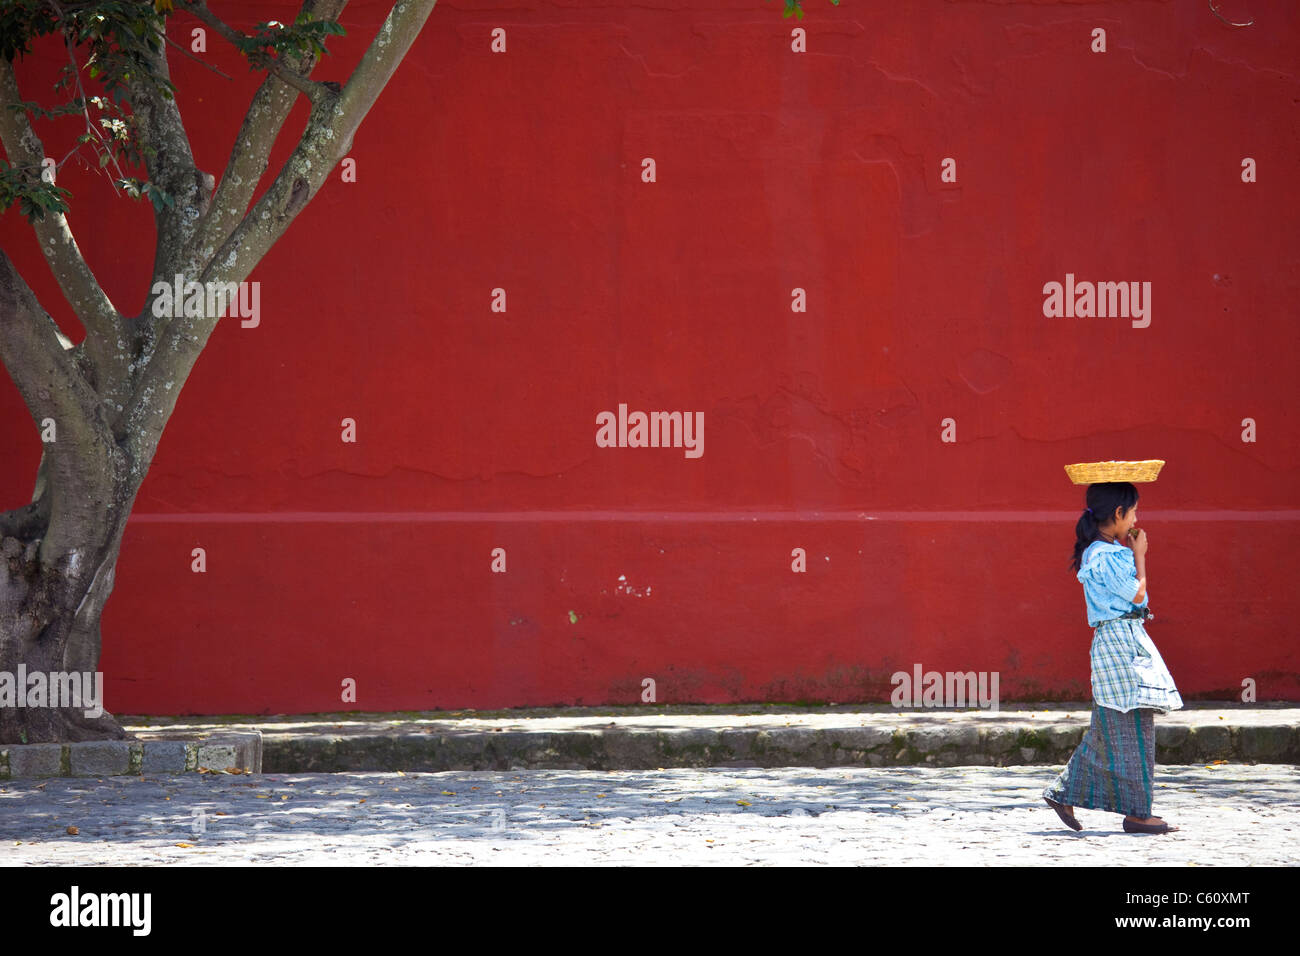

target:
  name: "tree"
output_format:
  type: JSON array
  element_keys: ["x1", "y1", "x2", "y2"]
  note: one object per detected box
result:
[
  {"x1": 0, "y1": 0, "x2": 438, "y2": 744},
  {"x1": 0, "y1": 0, "x2": 837, "y2": 745}
]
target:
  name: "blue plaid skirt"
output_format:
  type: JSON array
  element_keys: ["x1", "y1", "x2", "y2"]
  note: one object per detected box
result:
[
  {"x1": 1090, "y1": 615, "x2": 1182, "y2": 714},
  {"x1": 1043, "y1": 704, "x2": 1156, "y2": 818}
]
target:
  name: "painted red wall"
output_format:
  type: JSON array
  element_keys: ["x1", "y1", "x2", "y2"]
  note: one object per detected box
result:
[{"x1": 2, "y1": 1, "x2": 1298, "y2": 714}]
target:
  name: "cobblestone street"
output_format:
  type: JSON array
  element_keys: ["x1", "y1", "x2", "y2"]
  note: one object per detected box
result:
[{"x1": 2, "y1": 764, "x2": 1295, "y2": 865}]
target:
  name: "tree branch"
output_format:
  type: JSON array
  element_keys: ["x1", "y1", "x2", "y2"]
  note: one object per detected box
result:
[
  {"x1": 0, "y1": 57, "x2": 126, "y2": 392},
  {"x1": 0, "y1": 496, "x2": 50, "y2": 541},
  {"x1": 121, "y1": 0, "x2": 437, "y2": 477},
  {"x1": 181, "y1": 0, "x2": 329, "y2": 102},
  {"x1": 218, "y1": 0, "x2": 438, "y2": 286},
  {"x1": 181, "y1": 0, "x2": 348, "y2": 285},
  {"x1": 0, "y1": 252, "x2": 102, "y2": 446},
  {"x1": 47, "y1": 0, "x2": 128, "y2": 188},
  {"x1": 124, "y1": 17, "x2": 215, "y2": 284},
  {"x1": 0, "y1": 444, "x2": 51, "y2": 541},
  {"x1": 0, "y1": 250, "x2": 122, "y2": 564},
  {"x1": 155, "y1": 26, "x2": 234, "y2": 82}
]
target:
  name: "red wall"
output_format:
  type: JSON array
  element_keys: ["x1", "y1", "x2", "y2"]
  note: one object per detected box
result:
[{"x1": 3, "y1": 1, "x2": 1298, "y2": 714}]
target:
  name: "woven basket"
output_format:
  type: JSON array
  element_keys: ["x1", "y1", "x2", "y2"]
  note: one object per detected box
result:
[{"x1": 1064, "y1": 459, "x2": 1165, "y2": 484}]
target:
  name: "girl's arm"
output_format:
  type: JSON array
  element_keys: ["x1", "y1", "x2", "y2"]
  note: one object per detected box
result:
[
  {"x1": 1132, "y1": 552, "x2": 1147, "y2": 604},
  {"x1": 1125, "y1": 527, "x2": 1149, "y2": 605}
]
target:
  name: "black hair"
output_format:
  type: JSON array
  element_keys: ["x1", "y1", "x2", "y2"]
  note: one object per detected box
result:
[{"x1": 1069, "y1": 481, "x2": 1139, "y2": 572}]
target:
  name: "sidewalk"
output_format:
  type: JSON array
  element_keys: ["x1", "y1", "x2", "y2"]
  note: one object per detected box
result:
[
  {"x1": 5, "y1": 763, "x2": 1297, "y2": 865},
  {"x1": 124, "y1": 702, "x2": 1300, "y2": 772}
]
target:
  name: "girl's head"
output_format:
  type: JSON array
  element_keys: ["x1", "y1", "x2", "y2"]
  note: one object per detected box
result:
[{"x1": 1069, "y1": 481, "x2": 1140, "y2": 571}]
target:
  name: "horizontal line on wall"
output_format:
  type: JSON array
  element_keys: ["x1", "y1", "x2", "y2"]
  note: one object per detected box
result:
[{"x1": 126, "y1": 510, "x2": 1300, "y2": 523}]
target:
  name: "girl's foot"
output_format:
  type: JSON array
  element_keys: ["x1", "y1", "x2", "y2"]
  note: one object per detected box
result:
[
  {"x1": 1122, "y1": 815, "x2": 1179, "y2": 833},
  {"x1": 1045, "y1": 796, "x2": 1082, "y2": 831}
]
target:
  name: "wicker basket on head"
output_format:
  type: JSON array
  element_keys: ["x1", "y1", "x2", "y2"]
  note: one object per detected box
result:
[{"x1": 1064, "y1": 459, "x2": 1165, "y2": 484}]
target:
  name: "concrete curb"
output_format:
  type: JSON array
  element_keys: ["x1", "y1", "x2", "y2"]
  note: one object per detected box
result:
[
  {"x1": 259, "y1": 720, "x2": 1299, "y2": 772},
  {"x1": 117, "y1": 704, "x2": 1288, "y2": 772},
  {"x1": 0, "y1": 732, "x2": 262, "y2": 779},
  {"x1": 16, "y1": 706, "x2": 1290, "y2": 774}
]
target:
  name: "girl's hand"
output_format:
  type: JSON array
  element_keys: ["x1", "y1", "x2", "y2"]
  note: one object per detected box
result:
[{"x1": 1127, "y1": 526, "x2": 1148, "y2": 557}]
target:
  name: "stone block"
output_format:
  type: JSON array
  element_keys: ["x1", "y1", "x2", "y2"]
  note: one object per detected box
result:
[
  {"x1": 1238, "y1": 725, "x2": 1296, "y2": 761},
  {"x1": 8, "y1": 743, "x2": 64, "y2": 777},
  {"x1": 830, "y1": 726, "x2": 894, "y2": 751},
  {"x1": 141, "y1": 740, "x2": 188, "y2": 773},
  {"x1": 69, "y1": 741, "x2": 130, "y2": 776},
  {"x1": 195, "y1": 743, "x2": 238, "y2": 771}
]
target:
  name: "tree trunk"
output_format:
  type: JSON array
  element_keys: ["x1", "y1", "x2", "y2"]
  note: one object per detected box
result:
[{"x1": 0, "y1": 467, "x2": 137, "y2": 745}]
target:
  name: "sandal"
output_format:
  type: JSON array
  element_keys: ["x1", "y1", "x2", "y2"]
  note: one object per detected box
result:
[
  {"x1": 1122, "y1": 817, "x2": 1179, "y2": 834},
  {"x1": 1044, "y1": 796, "x2": 1082, "y2": 831}
]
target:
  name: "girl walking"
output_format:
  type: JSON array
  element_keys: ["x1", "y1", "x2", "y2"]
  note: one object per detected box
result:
[{"x1": 1043, "y1": 477, "x2": 1183, "y2": 834}]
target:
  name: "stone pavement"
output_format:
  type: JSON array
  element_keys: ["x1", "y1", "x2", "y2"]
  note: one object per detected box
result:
[
  {"x1": 125, "y1": 702, "x2": 1300, "y2": 771},
  {"x1": 2, "y1": 763, "x2": 1295, "y2": 865}
]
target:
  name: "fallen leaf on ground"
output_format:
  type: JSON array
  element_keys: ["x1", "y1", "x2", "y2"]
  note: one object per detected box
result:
[{"x1": 65, "y1": 826, "x2": 79, "y2": 835}]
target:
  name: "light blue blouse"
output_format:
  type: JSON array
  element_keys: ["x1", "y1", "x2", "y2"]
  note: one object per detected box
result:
[{"x1": 1077, "y1": 539, "x2": 1149, "y2": 627}]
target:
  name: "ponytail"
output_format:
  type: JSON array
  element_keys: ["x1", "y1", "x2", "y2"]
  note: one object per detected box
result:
[{"x1": 1069, "y1": 481, "x2": 1139, "y2": 572}]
